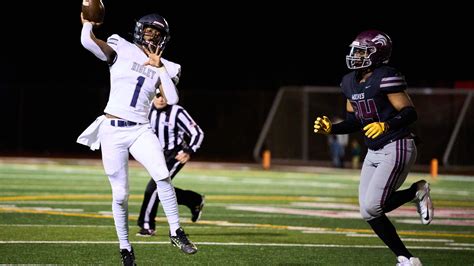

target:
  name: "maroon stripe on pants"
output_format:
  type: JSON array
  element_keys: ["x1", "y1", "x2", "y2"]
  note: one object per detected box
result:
[{"x1": 381, "y1": 139, "x2": 407, "y2": 205}]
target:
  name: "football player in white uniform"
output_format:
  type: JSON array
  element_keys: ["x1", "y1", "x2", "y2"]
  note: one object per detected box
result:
[{"x1": 78, "y1": 12, "x2": 197, "y2": 265}]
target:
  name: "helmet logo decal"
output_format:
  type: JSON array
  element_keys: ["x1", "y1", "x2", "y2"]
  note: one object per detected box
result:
[
  {"x1": 371, "y1": 34, "x2": 388, "y2": 46},
  {"x1": 346, "y1": 30, "x2": 392, "y2": 70},
  {"x1": 152, "y1": 21, "x2": 165, "y2": 28}
]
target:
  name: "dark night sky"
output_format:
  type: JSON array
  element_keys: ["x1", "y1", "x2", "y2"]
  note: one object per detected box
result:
[
  {"x1": 1, "y1": 1, "x2": 473, "y2": 159},
  {"x1": 3, "y1": 2, "x2": 474, "y2": 89}
]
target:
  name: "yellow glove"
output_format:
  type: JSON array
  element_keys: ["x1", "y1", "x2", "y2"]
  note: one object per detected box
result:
[
  {"x1": 314, "y1": 116, "x2": 332, "y2": 134},
  {"x1": 363, "y1": 122, "x2": 387, "y2": 139}
]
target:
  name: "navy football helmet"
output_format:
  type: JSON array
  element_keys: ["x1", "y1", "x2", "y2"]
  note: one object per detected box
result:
[
  {"x1": 133, "y1": 13, "x2": 170, "y2": 52},
  {"x1": 346, "y1": 30, "x2": 392, "y2": 70}
]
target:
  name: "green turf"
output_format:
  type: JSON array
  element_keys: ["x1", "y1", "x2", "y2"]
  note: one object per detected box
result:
[{"x1": 0, "y1": 160, "x2": 473, "y2": 265}]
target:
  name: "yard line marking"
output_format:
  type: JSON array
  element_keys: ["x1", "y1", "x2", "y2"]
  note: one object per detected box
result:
[
  {"x1": 0, "y1": 195, "x2": 115, "y2": 201},
  {"x1": 0, "y1": 224, "x2": 217, "y2": 229},
  {"x1": 1, "y1": 194, "x2": 473, "y2": 207},
  {"x1": 344, "y1": 233, "x2": 455, "y2": 242},
  {"x1": 0, "y1": 241, "x2": 472, "y2": 251},
  {"x1": 198, "y1": 242, "x2": 474, "y2": 251},
  {"x1": 2, "y1": 206, "x2": 474, "y2": 238},
  {"x1": 396, "y1": 219, "x2": 474, "y2": 226},
  {"x1": 0, "y1": 224, "x2": 116, "y2": 228},
  {"x1": 447, "y1": 243, "x2": 474, "y2": 247},
  {"x1": 0, "y1": 194, "x2": 357, "y2": 202},
  {"x1": 440, "y1": 175, "x2": 474, "y2": 182},
  {"x1": 0, "y1": 201, "x2": 138, "y2": 206},
  {"x1": 227, "y1": 205, "x2": 474, "y2": 225},
  {"x1": 0, "y1": 206, "x2": 114, "y2": 219}
]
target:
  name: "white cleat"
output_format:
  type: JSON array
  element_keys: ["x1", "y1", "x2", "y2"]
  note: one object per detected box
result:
[
  {"x1": 396, "y1": 256, "x2": 423, "y2": 266},
  {"x1": 415, "y1": 181, "x2": 434, "y2": 225}
]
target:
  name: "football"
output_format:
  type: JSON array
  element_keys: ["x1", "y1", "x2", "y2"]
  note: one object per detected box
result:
[{"x1": 82, "y1": 0, "x2": 105, "y2": 24}]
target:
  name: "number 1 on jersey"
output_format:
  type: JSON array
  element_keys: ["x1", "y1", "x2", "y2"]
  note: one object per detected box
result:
[{"x1": 130, "y1": 76, "x2": 145, "y2": 107}]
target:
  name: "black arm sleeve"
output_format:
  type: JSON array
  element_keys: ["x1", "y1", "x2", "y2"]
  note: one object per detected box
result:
[
  {"x1": 386, "y1": 106, "x2": 417, "y2": 130},
  {"x1": 331, "y1": 112, "x2": 362, "y2": 134}
]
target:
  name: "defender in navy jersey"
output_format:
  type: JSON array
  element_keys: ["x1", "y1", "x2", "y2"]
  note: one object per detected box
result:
[
  {"x1": 137, "y1": 93, "x2": 205, "y2": 236},
  {"x1": 314, "y1": 30, "x2": 433, "y2": 266}
]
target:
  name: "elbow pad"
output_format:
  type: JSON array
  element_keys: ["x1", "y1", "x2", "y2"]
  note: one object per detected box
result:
[{"x1": 80, "y1": 23, "x2": 107, "y2": 61}]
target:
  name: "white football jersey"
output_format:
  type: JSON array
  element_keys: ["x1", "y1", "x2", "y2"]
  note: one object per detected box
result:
[{"x1": 104, "y1": 34, "x2": 181, "y2": 123}]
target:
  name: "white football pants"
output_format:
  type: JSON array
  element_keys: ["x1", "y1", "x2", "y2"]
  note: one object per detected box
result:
[{"x1": 99, "y1": 121, "x2": 180, "y2": 250}]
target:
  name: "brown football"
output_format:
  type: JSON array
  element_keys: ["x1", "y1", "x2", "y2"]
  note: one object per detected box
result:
[{"x1": 82, "y1": 0, "x2": 105, "y2": 24}]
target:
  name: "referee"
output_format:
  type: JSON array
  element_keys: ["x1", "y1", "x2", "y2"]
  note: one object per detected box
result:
[{"x1": 137, "y1": 93, "x2": 205, "y2": 237}]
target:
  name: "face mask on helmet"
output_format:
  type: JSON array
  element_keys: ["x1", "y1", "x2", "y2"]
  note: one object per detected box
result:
[
  {"x1": 345, "y1": 30, "x2": 392, "y2": 70},
  {"x1": 142, "y1": 26, "x2": 166, "y2": 51},
  {"x1": 133, "y1": 13, "x2": 170, "y2": 52}
]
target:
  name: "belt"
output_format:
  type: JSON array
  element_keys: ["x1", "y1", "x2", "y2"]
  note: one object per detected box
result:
[{"x1": 110, "y1": 120, "x2": 140, "y2": 127}]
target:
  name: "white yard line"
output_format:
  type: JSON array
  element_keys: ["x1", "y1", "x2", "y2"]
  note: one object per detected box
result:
[{"x1": 0, "y1": 241, "x2": 472, "y2": 251}]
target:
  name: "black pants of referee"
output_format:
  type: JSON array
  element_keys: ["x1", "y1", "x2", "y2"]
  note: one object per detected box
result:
[{"x1": 137, "y1": 149, "x2": 203, "y2": 231}]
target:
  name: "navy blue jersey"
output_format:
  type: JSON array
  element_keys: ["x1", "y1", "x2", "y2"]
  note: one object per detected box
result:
[{"x1": 340, "y1": 66, "x2": 412, "y2": 150}]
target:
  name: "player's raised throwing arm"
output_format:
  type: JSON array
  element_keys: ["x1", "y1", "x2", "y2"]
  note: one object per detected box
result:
[{"x1": 80, "y1": 13, "x2": 116, "y2": 64}]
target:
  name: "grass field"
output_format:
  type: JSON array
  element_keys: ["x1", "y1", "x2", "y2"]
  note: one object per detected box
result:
[{"x1": 0, "y1": 158, "x2": 473, "y2": 265}]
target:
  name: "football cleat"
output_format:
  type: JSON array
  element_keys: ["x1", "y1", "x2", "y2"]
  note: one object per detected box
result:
[
  {"x1": 170, "y1": 227, "x2": 198, "y2": 255},
  {"x1": 415, "y1": 181, "x2": 434, "y2": 225},
  {"x1": 136, "y1": 228, "x2": 156, "y2": 237},
  {"x1": 396, "y1": 256, "x2": 422, "y2": 266},
  {"x1": 120, "y1": 248, "x2": 136, "y2": 266},
  {"x1": 191, "y1": 195, "x2": 205, "y2": 223}
]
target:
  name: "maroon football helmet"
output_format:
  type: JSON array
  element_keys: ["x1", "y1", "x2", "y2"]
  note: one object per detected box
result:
[{"x1": 346, "y1": 30, "x2": 392, "y2": 70}]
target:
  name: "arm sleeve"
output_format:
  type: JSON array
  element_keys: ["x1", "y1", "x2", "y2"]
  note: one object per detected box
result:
[
  {"x1": 176, "y1": 109, "x2": 204, "y2": 154},
  {"x1": 386, "y1": 106, "x2": 417, "y2": 130},
  {"x1": 157, "y1": 66, "x2": 179, "y2": 105},
  {"x1": 331, "y1": 112, "x2": 363, "y2": 134},
  {"x1": 80, "y1": 22, "x2": 107, "y2": 61}
]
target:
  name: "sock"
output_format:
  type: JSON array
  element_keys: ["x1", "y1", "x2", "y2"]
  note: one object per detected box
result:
[
  {"x1": 156, "y1": 178, "x2": 180, "y2": 235},
  {"x1": 383, "y1": 183, "x2": 417, "y2": 213},
  {"x1": 110, "y1": 188, "x2": 130, "y2": 251},
  {"x1": 367, "y1": 214, "x2": 412, "y2": 258}
]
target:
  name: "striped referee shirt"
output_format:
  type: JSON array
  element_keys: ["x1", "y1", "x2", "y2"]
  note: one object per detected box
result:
[{"x1": 149, "y1": 104, "x2": 204, "y2": 154}]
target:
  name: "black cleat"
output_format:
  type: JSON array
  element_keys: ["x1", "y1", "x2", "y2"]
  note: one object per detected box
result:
[
  {"x1": 191, "y1": 195, "x2": 205, "y2": 223},
  {"x1": 120, "y1": 248, "x2": 136, "y2": 266},
  {"x1": 136, "y1": 227, "x2": 156, "y2": 237},
  {"x1": 170, "y1": 227, "x2": 198, "y2": 255}
]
